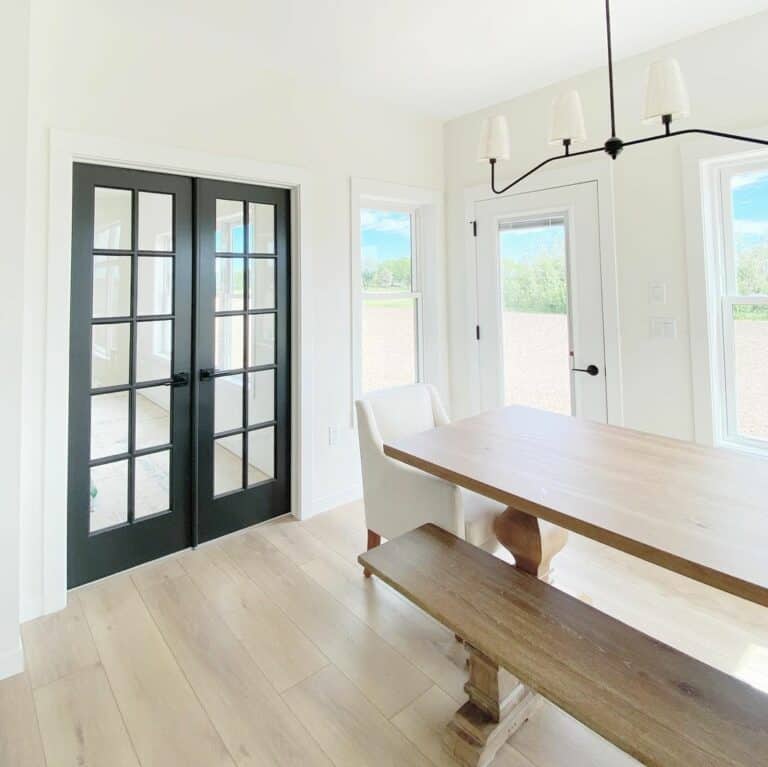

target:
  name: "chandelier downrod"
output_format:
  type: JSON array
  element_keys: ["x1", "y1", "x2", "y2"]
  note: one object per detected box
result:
[{"x1": 486, "y1": 0, "x2": 768, "y2": 195}]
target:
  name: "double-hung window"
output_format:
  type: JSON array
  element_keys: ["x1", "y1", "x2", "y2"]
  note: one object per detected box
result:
[
  {"x1": 357, "y1": 205, "x2": 423, "y2": 393},
  {"x1": 714, "y1": 161, "x2": 768, "y2": 450}
]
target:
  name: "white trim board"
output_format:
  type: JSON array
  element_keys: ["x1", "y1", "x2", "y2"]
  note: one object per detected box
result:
[
  {"x1": 681, "y1": 125, "x2": 768, "y2": 450},
  {"x1": 41, "y1": 130, "x2": 315, "y2": 618},
  {"x1": 462, "y1": 156, "x2": 623, "y2": 425}
]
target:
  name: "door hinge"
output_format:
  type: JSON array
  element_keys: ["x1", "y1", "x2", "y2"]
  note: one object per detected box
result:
[
  {"x1": 471, "y1": 220, "x2": 477, "y2": 237},
  {"x1": 475, "y1": 325, "x2": 481, "y2": 340}
]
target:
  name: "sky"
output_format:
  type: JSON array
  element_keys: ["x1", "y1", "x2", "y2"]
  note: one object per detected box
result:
[
  {"x1": 360, "y1": 209, "x2": 411, "y2": 270},
  {"x1": 732, "y1": 171, "x2": 768, "y2": 252},
  {"x1": 499, "y1": 221, "x2": 565, "y2": 264}
]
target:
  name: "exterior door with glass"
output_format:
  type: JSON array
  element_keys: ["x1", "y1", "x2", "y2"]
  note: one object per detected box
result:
[{"x1": 475, "y1": 182, "x2": 608, "y2": 421}]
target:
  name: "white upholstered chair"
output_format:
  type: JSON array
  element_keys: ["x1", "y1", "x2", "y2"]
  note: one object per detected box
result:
[{"x1": 355, "y1": 384, "x2": 505, "y2": 575}]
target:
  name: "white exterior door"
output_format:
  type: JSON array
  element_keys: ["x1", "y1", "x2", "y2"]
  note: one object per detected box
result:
[{"x1": 475, "y1": 182, "x2": 608, "y2": 422}]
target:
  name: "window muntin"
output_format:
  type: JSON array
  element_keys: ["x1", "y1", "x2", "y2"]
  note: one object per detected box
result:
[{"x1": 359, "y1": 207, "x2": 422, "y2": 392}]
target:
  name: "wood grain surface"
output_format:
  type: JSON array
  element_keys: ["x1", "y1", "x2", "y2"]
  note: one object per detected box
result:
[
  {"x1": 384, "y1": 406, "x2": 768, "y2": 606},
  {"x1": 359, "y1": 524, "x2": 768, "y2": 767}
]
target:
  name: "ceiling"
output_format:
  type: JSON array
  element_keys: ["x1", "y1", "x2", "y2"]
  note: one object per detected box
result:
[{"x1": 211, "y1": 0, "x2": 768, "y2": 119}]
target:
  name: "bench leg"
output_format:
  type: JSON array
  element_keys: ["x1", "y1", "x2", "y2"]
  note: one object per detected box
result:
[
  {"x1": 362, "y1": 530, "x2": 381, "y2": 578},
  {"x1": 443, "y1": 645, "x2": 540, "y2": 767},
  {"x1": 442, "y1": 508, "x2": 567, "y2": 767}
]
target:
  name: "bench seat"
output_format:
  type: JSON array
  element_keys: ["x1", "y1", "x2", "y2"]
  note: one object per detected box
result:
[{"x1": 358, "y1": 523, "x2": 768, "y2": 767}]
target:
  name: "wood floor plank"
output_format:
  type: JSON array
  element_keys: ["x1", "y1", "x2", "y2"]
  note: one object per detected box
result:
[
  {"x1": 509, "y1": 701, "x2": 639, "y2": 767},
  {"x1": 302, "y1": 501, "x2": 368, "y2": 564},
  {"x1": 302, "y1": 547, "x2": 467, "y2": 702},
  {"x1": 142, "y1": 573, "x2": 332, "y2": 767},
  {"x1": 78, "y1": 574, "x2": 235, "y2": 767},
  {"x1": 34, "y1": 663, "x2": 139, "y2": 767},
  {"x1": 178, "y1": 544, "x2": 329, "y2": 693},
  {"x1": 392, "y1": 686, "x2": 534, "y2": 767},
  {"x1": 221, "y1": 531, "x2": 433, "y2": 718},
  {"x1": 283, "y1": 665, "x2": 432, "y2": 767},
  {"x1": 22, "y1": 593, "x2": 100, "y2": 689},
  {"x1": 0, "y1": 672, "x2": 46, "y2": 767},
  {"x1": 254, "y1": 517, "x2": 329, "y2": 565},
  {"x1": 129, "y1": 555, "x2": 186, "y2": 593}
]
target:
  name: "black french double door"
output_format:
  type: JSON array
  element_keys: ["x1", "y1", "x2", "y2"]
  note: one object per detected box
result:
[{"x1": 68, "y1": 165, "x2": 290, "y2": 587}]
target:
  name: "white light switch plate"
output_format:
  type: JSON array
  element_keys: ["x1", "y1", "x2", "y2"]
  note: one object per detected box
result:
[
  {"x1": 649, "y1": 281, "x2": 667, "y2": 305},
  {"x1": 650, "y1": 317, "x2": 677, "y2": 339}
]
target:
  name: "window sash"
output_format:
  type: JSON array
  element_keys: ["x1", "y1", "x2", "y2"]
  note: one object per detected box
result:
[
  {"x1": 721, "y1": 295, "x2": 768, "y2": 449},
  {"x1": 361, "y1": 293, "x2": 423, "y2": 393}
]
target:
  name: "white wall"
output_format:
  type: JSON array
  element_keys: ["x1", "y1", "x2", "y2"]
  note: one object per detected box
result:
[
  {"x1": 444, "y1": 12, "x2": 768, "y2": 437},
  {"x1": 20, "y1": 0, "x2": 444, "y2": 620},
  {"x1": 0, "y1": 0, "x2": 31, "y2": 677}
]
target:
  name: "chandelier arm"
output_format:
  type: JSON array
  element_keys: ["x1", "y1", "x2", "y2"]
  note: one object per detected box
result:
[
  {"x1": 621, "y1": 128, "x2": 768, "y2": 151},
  {"x1": 491, "y1": 144, "x2": 606, "y2": 195},
  {"x1": 604, "y1": 0, "x2": 617, "y2": 139}
]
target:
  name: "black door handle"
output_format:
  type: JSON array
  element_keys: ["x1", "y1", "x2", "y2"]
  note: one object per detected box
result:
[
  {"x1": 572, "y1": 364, "x2": 599, "y2": 376},
  {"x1": 169, "y1": 372, "x2": 190, "y2": 387},
  {"x1": 199, "y1": 368, "x2": 215, "y2": 381}
]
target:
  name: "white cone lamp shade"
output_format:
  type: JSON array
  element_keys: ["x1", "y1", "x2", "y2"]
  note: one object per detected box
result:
[
  {"x1": 478, "y1": 116, "x2": 511, "y2": 161},
  {"x1": 549, "y1": 90, "x2": 587, "y2": 144},
  {"x1": 644, "y1": 58, "x2": 690, "y2": 122}
]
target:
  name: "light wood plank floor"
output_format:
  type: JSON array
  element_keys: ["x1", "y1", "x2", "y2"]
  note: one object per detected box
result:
[{"x1": 3, "y1": 500, "x2": 767, "y2": 767}]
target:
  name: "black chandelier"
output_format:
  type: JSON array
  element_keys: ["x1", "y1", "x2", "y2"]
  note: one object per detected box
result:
[{"x1": 480, "y1": 0, "x2": 768, "y2": 195}]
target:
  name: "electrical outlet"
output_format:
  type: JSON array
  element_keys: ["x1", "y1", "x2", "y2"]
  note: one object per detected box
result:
[{"x1": 328, "y1": 426, "x2": 339, "y2": 446}]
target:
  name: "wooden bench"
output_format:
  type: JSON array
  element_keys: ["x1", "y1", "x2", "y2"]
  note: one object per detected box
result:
[{"x1": 358, "y1": 524, "x2": 768, "y2": 767}]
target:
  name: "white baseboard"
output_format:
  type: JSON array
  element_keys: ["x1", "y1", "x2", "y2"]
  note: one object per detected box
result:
[
  {"x1": 310, "y1": 483, "x2": 363, "y2": 518},
  {"x1": 0, "y1": 639, "x2": 24, "y2": 681}
]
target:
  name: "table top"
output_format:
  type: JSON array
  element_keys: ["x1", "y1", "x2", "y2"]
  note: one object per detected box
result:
[{"x1": 383, "y1": 406, "x2": 768, "y2": 607}]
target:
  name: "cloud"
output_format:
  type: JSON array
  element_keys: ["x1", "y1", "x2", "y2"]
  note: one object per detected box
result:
[{"x1": 360, "y1": 208, "x2": 411, "y2": 236}]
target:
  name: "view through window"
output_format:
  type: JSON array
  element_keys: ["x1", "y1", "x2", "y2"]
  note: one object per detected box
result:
[
  {"x1": 727, "y1": 169, "x2": 768, "y2": 444},
  {"x1": 498, "y1": 218, "x2": 572, "y2": 415},
  {"x1": 360, "y1": 208, "x2": 420, "y2": 392}
]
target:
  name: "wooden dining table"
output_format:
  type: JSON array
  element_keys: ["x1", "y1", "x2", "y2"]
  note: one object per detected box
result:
[
  {"x1": 384, "y1": 405, "x2": 768, "y2": 605},
  {"x1": 383, "y1": 405, "x2": 768, "y2": 764}
]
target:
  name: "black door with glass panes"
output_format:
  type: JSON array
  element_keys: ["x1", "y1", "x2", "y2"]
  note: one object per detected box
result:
[
  {"x1": 68, "y1": 165, "x2": 290, "y2": 587},
  {"x1": 195, "y1": 179, "x2": 291, "y2": 542}
]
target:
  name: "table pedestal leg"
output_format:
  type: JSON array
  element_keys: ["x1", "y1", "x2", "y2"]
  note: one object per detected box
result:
[{"x1": 442, "y1": 507, "x2": 567, "y2": 767}]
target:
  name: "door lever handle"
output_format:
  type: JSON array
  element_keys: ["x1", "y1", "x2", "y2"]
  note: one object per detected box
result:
[
  {"x1": 199, "y1": 368, "x2": 215, "y2": 381},
  {"x1": 572, "y1": 364, "x2": 599, "y2": 376},
  {"x1": 569, "y1": 352, "x2": 599, "y2": 376},
  {"x1": 168, "y1": 372, "x2": 190, "y2": 387}
]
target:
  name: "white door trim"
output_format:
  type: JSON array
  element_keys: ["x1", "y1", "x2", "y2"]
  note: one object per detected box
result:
[
  {"x1": 463, "y1": 157, "x2": 623, "y2": 425},
  {"x1": 43, "y1": 129, "x2": 315, "y2": 615}
]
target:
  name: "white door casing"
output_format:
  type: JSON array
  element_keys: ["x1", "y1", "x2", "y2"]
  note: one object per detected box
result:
[{"x1": 475, "y1": 182, "x2": 609, "y2": 422}]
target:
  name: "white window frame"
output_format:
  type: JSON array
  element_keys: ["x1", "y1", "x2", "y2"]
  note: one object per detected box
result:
[
  {"x1": 683, "y1": 133, "x2": 768, "y2": 456},
  {"x1": 350, "y1": 179, "x2": 443, "y2": 407}
]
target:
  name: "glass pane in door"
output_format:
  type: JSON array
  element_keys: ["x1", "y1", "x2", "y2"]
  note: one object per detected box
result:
[
  {"x1": 89, "y1": 184, "x2": 178, "y2": 533},
  {"x1": 498, "y1": 218, "x2": 572, "y2": 415}
]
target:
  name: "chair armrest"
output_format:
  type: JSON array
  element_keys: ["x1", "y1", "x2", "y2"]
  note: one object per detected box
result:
[{"x1": 363, "y1": 455, "x2": 463, "y2": 540}]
